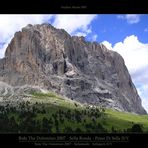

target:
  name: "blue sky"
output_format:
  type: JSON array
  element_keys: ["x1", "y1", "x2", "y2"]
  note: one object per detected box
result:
[
  {"x1": 86, "y1": 14, "x2": 148, "y2": 44},
  {"x1": 0, "y1": 14, "x2": 148, "y2": 112}
]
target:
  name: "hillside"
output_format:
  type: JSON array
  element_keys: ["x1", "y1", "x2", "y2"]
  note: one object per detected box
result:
[{"x1": 0, "y1": 91, "x2": 147, "y2": 133}]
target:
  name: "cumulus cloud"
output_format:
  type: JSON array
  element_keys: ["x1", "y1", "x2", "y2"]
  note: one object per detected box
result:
[
  {"x1": 0, "y1": 14, "x2": 97, "y2": 58},
  {"x1": 101, "y1": 41, "x2": 113, "y2": 50},
  {"x1": 117, "y1": 14, "x2": 141, "y2": 24},
  {"x1": 102, "y1": 35, "x2": 148, "y2": 75},
  {"x1": 53, "y1": 15, "x2": 97, "y2": 35},
  {"x1": 102, "y1": 35, "x2": 148, "y2": 112}
]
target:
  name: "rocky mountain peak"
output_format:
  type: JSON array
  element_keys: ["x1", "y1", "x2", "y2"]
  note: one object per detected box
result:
[{"x1": 0, "y1": 23, "x2": 146, "y2": 114}]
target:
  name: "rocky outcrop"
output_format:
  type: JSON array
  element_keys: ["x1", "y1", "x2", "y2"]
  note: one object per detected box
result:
[{"x1": 0, "y1": 23, "x2": 146, "y2": 114}]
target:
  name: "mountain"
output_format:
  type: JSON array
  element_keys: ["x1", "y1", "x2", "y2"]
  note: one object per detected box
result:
[{"x1": 0, "y1": 23, "x2": 146, "y2": 114}]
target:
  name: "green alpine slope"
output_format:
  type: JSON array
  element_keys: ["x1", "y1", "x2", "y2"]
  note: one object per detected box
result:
[{"x1": 0, "y1": 91, "x2": 148, "y2": 133}]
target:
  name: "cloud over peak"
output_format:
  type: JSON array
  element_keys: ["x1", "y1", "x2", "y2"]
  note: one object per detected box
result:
[
  {"x1": 0, "y1": 15, "x2": 97, "y2": 58},
  {"x1": 102, "y1": 35, "x2": 148, "y2": 112},
  {"x1": 0, "y1": 15, "x2": 54, "y2": 58},
  {"x1": 53, "y1": 15, "x2": 97, "y2": 35}
]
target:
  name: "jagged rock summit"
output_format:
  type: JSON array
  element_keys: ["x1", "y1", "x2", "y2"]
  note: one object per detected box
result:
[{"x1": 0, "y1": 23, "x2": 146, "y2": 114}]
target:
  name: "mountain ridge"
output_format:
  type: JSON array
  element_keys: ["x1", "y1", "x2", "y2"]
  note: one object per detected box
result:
[{"x1": 0, "y1": 23, "x2": 146, "y2": 114}]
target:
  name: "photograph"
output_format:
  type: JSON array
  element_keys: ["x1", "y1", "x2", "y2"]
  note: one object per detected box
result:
[{"x1": 0, "y1": 2, "x2": 148, "y2": 146}]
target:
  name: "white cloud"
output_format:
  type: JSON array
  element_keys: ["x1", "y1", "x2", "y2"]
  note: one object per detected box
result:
[
  {"x1": 102, "y1": 35, "x2": 148, "y2": 85},
  {"x1": 142, "y1": 97, "x2": 148, "y2": 113},
  {"x1": 102, "y1": 35, "x2": 148, "y2": 112},
  {"x1": 53, "y1": 15, "x2": 97, "y2": 35},
  {"x1": 132, "y1": 66, "x2": 148, "y2": 85},
  {"x1": 113, "y1": 35, "x2": 148, "y2": 74},
  {"x1": 102, "y1": 41, "x2": 113, "y2": 50},
  {"x1": 0, "y1": 14, "x2": 97, "y2": 59},
  {"x1": 0, "y1": 15, "x2": 53, "y2": 42},
  {"x1": 125, "y1": 15, "x2": 141, "y2": 24},
  {"x1": 0, "y1": 15, "x2": 54, "y2": 58},
  {"x1": 137, "y1": 87, "x2": 148, "y2": 112},
  {"x1": 117, "y1": 14, "x2": 141, "y2": 24}
]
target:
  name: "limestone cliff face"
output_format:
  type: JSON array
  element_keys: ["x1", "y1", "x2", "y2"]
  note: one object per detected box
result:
[{"x1": 0, "y1": 23, "x2": 146, "y2": 114}]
